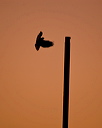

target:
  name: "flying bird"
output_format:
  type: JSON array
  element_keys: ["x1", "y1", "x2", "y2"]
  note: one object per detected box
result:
[{"x1": 35, "y1": 31, "x2": 54, "y2": 51}]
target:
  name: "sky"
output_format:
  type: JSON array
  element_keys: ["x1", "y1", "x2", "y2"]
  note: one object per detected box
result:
[{"x1": 0, "y1": 0, "x2": 102, "y2": 128}]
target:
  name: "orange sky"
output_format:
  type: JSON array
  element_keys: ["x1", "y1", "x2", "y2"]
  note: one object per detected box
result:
[{"x1": 0, "y1": 0, "x2": 102, "y2": 128}]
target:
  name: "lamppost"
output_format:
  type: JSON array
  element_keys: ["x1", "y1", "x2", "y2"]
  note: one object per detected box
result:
[{"x1": 63, "y1": 37, "x2": 71, "y2": 128}]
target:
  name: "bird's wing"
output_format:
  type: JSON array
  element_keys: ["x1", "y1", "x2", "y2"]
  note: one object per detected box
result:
[{"x1": 35, "y1": 44, "x2": 40, "y2": 51}]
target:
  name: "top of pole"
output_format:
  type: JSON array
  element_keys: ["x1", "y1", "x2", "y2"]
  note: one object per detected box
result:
[{"x1": 65, "y1": 37, "x2": 71, "y2": 42}]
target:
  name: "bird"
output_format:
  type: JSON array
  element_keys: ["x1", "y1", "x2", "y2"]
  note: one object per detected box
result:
[{"x1": 35, "y1": 31, "x2": 54, "y2": 51}]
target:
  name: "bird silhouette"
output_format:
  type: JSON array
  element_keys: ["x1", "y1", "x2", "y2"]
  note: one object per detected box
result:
[{"x1": 35, "y1": 31, "x2": 54, "y2": 51}]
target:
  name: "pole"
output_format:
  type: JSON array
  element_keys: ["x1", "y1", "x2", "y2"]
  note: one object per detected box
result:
[{"x1": 63, "y1": 37, "x2": 71, "y2": 128}]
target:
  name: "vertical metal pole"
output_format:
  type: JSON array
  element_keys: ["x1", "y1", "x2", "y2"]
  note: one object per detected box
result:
[{"x1": 63, "y1": 37, "x2": 71, "y2": 128}]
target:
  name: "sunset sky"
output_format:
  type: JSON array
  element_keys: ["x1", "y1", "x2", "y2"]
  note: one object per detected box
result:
[{"x1": 0, "y1": 0, "x2": 102, "y2": 128}]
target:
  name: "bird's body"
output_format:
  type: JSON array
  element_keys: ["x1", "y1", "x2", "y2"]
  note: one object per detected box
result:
[{"x1": 35, "y1": 31, "x2": 54, "y2": 51}]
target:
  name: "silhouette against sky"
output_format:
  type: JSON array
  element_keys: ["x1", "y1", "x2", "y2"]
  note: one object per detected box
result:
[
  {"x1": 35, "y1": 31, "x2": 54, "y2": 51},
  {"x1": 0, "y1": 1, "x2": 102, "y2": 128}
]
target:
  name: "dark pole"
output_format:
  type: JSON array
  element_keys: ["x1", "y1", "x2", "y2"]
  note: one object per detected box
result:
[{"x1": 63, "y1": 37, "x2": 71, "y2": 128}]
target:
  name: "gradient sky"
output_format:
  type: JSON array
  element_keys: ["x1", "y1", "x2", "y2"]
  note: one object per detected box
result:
[{"x1": 0, "y1": 0, "x2": 102, "y2": 128}]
